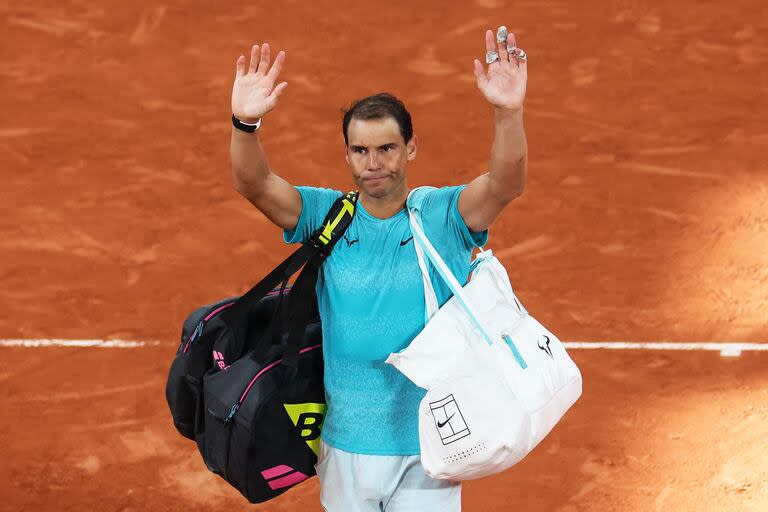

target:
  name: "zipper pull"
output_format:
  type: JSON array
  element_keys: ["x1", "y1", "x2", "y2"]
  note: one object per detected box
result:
[
  {"x1": 191, "y1": 320, "x2": 205, "y2": 342},
  {"x1": 182, "y1": 319, "x2": 206, "y2": 354},
  {"x1": 224, "y1": 403, "x2": 240, "y2": 425},
  {"x1": 502, "y1": 333, "x2": 528, "y2": 370}
]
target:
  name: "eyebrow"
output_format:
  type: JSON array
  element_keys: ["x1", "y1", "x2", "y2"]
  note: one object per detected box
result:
[{"x1": 349, "y1": 143, "x2": 397, "y2": 151}]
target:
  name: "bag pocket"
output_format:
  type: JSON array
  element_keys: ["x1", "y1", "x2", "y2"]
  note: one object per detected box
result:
[
  {"x1": 165, "y1": 356, "x2": 196, "y2": 439},
  {"x1": 202, "y1": 385, "x2": 235, "y2": 476},
  {"x1": 418, "y1": 373, "x2": 529, "y2": 480},
  {"x1": 201, "y1": 354, "x2": 260, "y2": 477}
]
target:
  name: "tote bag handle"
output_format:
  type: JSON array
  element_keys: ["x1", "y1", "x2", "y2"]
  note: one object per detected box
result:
[
  {"x1": 407, "y1": 207, "x2": 495, "y2": 347},
  {"x1": 413, "y1": 226, "x2": 441, "y2": 322}
]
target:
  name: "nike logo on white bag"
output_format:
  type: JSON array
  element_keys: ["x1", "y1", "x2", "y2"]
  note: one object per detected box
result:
[{"x1": 437, "y1": 414, "x2": 455, "y2": 428}]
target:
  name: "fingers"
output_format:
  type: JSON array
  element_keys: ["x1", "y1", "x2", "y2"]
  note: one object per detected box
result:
[
  {"x1": 486, "y1": 26, "x2": 526, "y2": 68},
  {"x1": 256, "y1": 43, "x2": 271, "y2": 75},
  {"x1": 484, "y1": 29, "x2": 495, "y2": 53},
  {"x1": 497, "y1": 26, "x2": 509, "y2": 61},
  {"x1": 515, "y1": 48, "x2": 528, "y2": 72},
  {"x1": 266, "y1": 81, "x2": 288, "y2": 108},
  {"x1": 473, "y1": 58, "x2": 486, "y2": 85},
  {"x1": 266, "y1": 50, "x2": 285, "y2": 82},
  {"x1": 243, "y1": 43, "x2": 286, "y2": 81},
  {"x1": 509, "y1": 31, "x2": 527, "y2": 70},
  {"x1": 506, "y1": 32, "x2": 517, "y2": 57},
  {"x1": 484, "y1": 29, "x2": 502, "y2": 67},
  {"x1": 244, "y1": 43, "x2": 285, "y2": 76},
  {"x1": 248, "y1": 44, "x2": 260, "y2": 74},
  {"x1": 269, "y1": 81, "x2": 288, "y2": 101}
]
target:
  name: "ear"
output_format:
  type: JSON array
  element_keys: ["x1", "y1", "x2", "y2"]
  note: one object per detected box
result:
[
  {"x1": 406, "y1": 135, "x2": 418, "y2": 161},
  {"x1": 344, "y1": 145, "x2": 350, "y2": 165}
]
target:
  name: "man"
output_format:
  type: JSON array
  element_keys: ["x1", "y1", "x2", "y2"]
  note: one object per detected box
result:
[{"x1": 229, "y1": 26, "x2": 528, "y2": 512}]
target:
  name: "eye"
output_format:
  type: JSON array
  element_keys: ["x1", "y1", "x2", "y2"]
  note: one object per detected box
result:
[{"x1": 354, "y1": 147, "x2": 366, "y2": 154}]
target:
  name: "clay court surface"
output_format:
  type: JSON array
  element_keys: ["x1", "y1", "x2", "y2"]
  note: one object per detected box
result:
[{"x1": 1, "y1": 1, "x2": 766, "y2": 510}]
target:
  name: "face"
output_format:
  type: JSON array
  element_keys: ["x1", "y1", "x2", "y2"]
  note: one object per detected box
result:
[{"x1": 345, "y1": 117, "x2": 417, "y2": 199}]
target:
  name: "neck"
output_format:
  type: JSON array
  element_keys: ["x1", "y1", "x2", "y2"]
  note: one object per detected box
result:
[{"x1": 359, "y1": 187, "x2": 410, "y2": 219}]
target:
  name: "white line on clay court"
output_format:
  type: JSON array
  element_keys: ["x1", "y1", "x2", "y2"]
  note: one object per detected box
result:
[
  {"x1": 564, "y1": 342, "x2": 767, "y2": 357},
  {"x1": 0, "y1": 339, "x2": 159, "y2": 348},
  {"x1": 0, "y1": 339, "x2": 765, "y2": 356}
]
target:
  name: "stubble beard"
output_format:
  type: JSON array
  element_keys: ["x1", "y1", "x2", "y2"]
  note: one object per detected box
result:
[{"x1": 362, "y1": 173, "x2": 406, "y2": 200}]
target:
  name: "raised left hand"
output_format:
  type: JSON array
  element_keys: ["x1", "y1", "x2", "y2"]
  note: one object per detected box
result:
[{"x1": 473, "y1": 27, "x2": 528, "y2": 111}]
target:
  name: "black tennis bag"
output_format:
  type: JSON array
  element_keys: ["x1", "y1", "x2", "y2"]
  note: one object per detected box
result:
[
  {"x1": 165, "y1": 191, "x2": 357, "y2": 503},
  {"x1": 165, "y1": 291, "x2": 289, "y2": 447},
  {"x1": 166, "y1": 296, "x2": 238, "y2": 441}
]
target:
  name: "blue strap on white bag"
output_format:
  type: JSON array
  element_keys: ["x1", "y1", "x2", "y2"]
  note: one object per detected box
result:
[
  {"x1": 407, "y1": 189, "x2": 525, "y2": 361},
  {"x1": 391, "y1": 192, "x2": 582, "y2": 481}
]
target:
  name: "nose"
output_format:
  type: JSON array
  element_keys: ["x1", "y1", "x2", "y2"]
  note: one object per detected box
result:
[{"x1": 367, "y1": 151, "x2": 380, "y2": 170}]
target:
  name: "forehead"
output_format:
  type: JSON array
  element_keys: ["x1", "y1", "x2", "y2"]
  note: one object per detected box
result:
[{"x1": 347, "y1": 117, "x2": 403, "y2": 146}]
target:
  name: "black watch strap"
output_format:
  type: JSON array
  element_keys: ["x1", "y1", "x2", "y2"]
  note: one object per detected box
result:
[{"x1": 232, "y1": 114, "x2": 261, "y2": 133}]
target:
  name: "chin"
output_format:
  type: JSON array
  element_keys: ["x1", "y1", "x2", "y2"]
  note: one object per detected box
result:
[
  {"x1": 363, "y1": 186, "x2": 389, "y2": 199},
  {"x1": 356, "y1": 174, "x2": 402, "y2": 198}
]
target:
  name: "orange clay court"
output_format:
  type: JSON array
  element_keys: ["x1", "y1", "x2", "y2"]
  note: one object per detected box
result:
[{"x1": 1, "y1": 1, "x2": 766, "y2": 511}]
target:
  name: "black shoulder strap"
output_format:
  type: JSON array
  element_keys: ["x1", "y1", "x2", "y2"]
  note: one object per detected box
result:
[
  {"x1": 220, "y1": 191, "x2": 358, "y2": 359},
  {"x1": 308, "y1": 190, "x2": 359, "y2": 254},
  {"x1": 269, "y1": 189, "x2": 359, "y2": 335},
  {"x1": 279, "y1": 190, "x2": 358, "y2": 369}
]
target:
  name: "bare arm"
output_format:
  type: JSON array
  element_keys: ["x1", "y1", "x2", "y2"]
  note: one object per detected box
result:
[
  {"x1": 459, "y1": 27, "x2": 529, "y2": 232},
  {"x1": 230, "y1": 43, "x2": 302, "y2": 231}
]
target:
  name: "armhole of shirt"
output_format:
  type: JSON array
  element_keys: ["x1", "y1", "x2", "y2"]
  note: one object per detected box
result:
[{"x1": 451, "y1": 185, "x2": 489, "y2": 249}]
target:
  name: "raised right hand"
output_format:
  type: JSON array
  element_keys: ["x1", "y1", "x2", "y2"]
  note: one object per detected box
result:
[{"x1": 231, "y1": 43, "x2": 288, "y2": 123}]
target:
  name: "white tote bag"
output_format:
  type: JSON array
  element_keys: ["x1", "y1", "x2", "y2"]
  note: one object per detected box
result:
[{"x1": 385, "y1": 189, "x2": 582, "y2": 481}]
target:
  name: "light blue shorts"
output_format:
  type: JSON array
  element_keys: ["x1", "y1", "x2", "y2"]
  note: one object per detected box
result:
[{"x1": 315, "y1": 441, "x2": 462, "y2": 511}]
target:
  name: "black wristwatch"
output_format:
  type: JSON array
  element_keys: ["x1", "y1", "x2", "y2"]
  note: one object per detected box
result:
[{"x1": 232, "y1": 114, "x2": 262, "y2": 133}]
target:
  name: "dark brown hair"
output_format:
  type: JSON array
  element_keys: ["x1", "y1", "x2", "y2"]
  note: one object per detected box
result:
[{"x1": 342, "y1": 93, "x2": 413, "y2": 145}]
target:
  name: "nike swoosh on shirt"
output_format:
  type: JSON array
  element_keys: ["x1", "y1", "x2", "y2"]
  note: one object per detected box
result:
[
  {"x1": 400, "y1": 236, "x2": 413, "y2": 246},
  {"x1": 437, "y1": 414, "x2": 455, "y2": 428}
]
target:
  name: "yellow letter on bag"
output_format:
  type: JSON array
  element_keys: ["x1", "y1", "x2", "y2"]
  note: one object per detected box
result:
[{"x1": 283, "y1": 403, "x2": 327, "y2": 456}]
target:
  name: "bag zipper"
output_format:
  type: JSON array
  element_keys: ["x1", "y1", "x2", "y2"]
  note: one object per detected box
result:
[
  {"x1": 181, "y1": 287, "x2": 291, "y2": 355},
  {"x1": 223, "y1": 343, "x2": 322, "y2": 425},
  {"x1": 182, "y1": 301, "x2": 237, "y2": 354}
]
